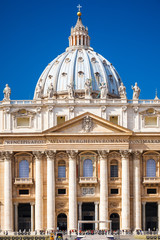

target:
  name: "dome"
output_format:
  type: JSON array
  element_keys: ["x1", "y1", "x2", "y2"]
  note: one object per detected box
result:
[{"x1": 34, "y1": 11, "x2": 122, "y2": 100}]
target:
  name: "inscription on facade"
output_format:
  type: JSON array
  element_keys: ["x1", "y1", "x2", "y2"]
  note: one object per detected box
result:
[{"x1": 4, "y1": 140, "x2": 46, "y2": 144}]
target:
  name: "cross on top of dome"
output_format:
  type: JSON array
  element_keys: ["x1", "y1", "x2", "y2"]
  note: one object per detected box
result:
[{"x1": 77, "y1": 4, "x2": 82, "y2": 12}]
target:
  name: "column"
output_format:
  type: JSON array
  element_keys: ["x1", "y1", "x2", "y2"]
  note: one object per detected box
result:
[
  {"x1": 121, "y1": 150, "x2": 130, "y2": 232},
  {"x1": 46, "y1": 150, "x2": 56, "y2": 231},
  {"x1": 33, "y1": 151, "x2": 44, "y2": 233},
  {"x1": 98, "y1": 151, "x2": 108, "y2": 230},
  {"x1": 81, "y1": 35, "x2": 83, "y2": 46},
  {"x1": 133, "y1": 151, "x2": 142, "y2": 231},
  {"x1": 3, "y1": 151, "x2": 13, "y2": 232},
  {"x1": 78, "y1": 202, "x2": 82, "y2": 231},
  {"x1": 14, "y1": 203, "x2": 18, "y2": 232},
  {"x1": 95, "y1": 202, "x2": 99, "y2": 230},
  {"x1": 158, "y1": 202, "x2": 160, "y2": 234},
  {"x1": 142, "y1": 202, "x2": 146, "y2": 231},
  {"x1": 67, "y1": 150, "x2": 78, "y2": 232},
  {"x1": 30, "y1": 203, "x2": 35, "y2": 232}
]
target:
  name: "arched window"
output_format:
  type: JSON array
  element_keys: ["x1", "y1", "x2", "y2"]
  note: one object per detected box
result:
[
  {"x1": 19, "y1": 160, "x2": 29, "y2": 178},
  {"x1": 58, "y1": 160, "x2": 66, "y2": 178},
  {"x1": 83, "y1": 159, "x2": 93, "y2": 177},
  {"x1": 147, "y1": 159, "x2": 156, "y2": 177},
  {"x1": 110, "y1": 160, "x2": 118, "y2": 178}
]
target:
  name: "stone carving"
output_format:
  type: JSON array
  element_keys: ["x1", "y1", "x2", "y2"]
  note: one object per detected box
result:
[
  {"x1": 45, "y1": 150, "x2": 56, "y2": 159},
  {"x1": 0, "y1": 151, "x2": 13, "y2": 161},
  {"x1": 47, "y1": 83, "x2": 54, "y2": 99},
  {"x1": 67, "y1": 150, "x2": 78, "y2": 159},
  {"x1": 132, "y1": 150, "x2": 142, "y2": 160},
  {"x1": 120, "y1": 150, "x2": 131, "y2": 158},
  {"x1": 3, "y1": 84, "x2": 11, "y2": 101},
  {"x1": 132, "y1": 82, "x2": 140, "y2": 100},
  {"x1": 84, "y1": 79, "x2": 92, "y2": 99},
  {"x1": 101, "y1": 106, "x2": 106, "y2": 112},
  {"x1": 56, "y1": 202, "x2": 65, "y2": 209},
  {"x1": 98, "y1": 150, "x2": 109, "y2": 159},
  {"x1": 99, "y1": 82, "x2": 107, "y2": 99},
  {"x1": 33, "y1": 151, "x2": 44, "y2": 160},
  {"x1": 4, "y1": 107, "x2": 10, "y2": 114},
  {"x1": 133, "y1": 106, "x2": 139, "y2": 113},
  {"x1": 122, "y1": 106, "x2": 127, "y2": 112},
  {"x1": 109, "y1": 151, "x2": 120, "y2": 159},
  {"x1": 67, "y1": 83, "x2": 74, "y2": 99},
  {"x1": 109, "y1": 202, "x2": 119, "y2": 208},
  {"x1": 82, "y1": 116, "x2": 93, "y2": 133},
  {"x1": 35, "y1": 83, "x2": 43, "y2": 99},
  {"x1": 118, "y1": 82, "x2": 126, "y2": 99},
  {"x1": 82, "y1": 187, "x2": 95, "y2": 196},
  {"x1": 69, "y1": 106, "x2": 74, "y2": 112}
]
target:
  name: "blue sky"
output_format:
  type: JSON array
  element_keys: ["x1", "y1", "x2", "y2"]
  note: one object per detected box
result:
[{"x1": 0, "y1": 0, "x2": 160, "y2": 100}]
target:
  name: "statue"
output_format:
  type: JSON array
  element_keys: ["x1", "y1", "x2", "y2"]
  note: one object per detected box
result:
[
  {"x1": 47, "y1": 83, "x2": 54, "y2": 98},
  {"x1": 3, "y1": 84, "x2": 11, "y2": 100},
  {"x1": 84, "y1": 79, "x2": 92, "y2": 98},
  {"x1": 82, "y1": 115, "x2": 93, "y2": 133},
  {"x1": 35, "y1": 83, "x2": 42, "y2": 99},
  {"x1": 118, "y1": 82, "x2": 127, "y2": 99},
  {"x1": 99, "y1": 82, "x2": 107, "y2": 99},
  {"x1": 67, "y1": 83, "x2": 74, "y2": 99},
  {"x1": 132, "y1": 82, "x2": 140, "y2": 100}
]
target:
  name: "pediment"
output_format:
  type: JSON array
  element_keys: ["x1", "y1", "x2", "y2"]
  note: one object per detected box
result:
[
  {"x1": 44, "y1": 112, "x2": 132, "y2": 135},
  {"x1": 139, "y1": 108, "x2": 160, "y2": 116}
]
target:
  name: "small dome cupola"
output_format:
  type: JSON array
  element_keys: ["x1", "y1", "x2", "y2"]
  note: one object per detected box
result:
[{"x1": 68, "y1": 5, "x2": 91, "y2": 50}]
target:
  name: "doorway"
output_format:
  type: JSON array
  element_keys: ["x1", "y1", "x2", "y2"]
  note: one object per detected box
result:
[
  {"x1": 110, "y1": 213, "x2": 120, "y2": 231},
  {"x1": 57, "y1": 213, "x2": 67, "y2": 231},
  {"x1": 146, "y1": 202, "x2": 158, "y2": 231},
  {"x1": 82, "y1": 202, "x2": 95, "y2": 230},
  {"x1": 18, "y1": 203, "x2": 31, "y2": 231}
]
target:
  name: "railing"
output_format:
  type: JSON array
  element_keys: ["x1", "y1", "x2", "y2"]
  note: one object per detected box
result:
[
  {"x1": 143, "y1": 177, "x2": 160, "y2": 184},
  {"x1": 14, "y1": 178, "x2": 33, "y2": 184},
  {"x1": 79, "y1": 177, "x2": 98, "y2": 184}
]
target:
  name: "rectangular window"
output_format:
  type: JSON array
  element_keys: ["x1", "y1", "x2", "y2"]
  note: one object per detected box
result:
[
  {"x1": 109, "y1": 116, "x2": 118, "y2": 125},
  {"x1": 58, "y1": 189, "x2": 66, "y2": 195},
  {"x1": 111, "y1": 189, "x2": 118, "y2": 194},
  {"x1": 19, "y1": 189, "x2": 29, "y2": 195},
  {"x1": 147, "y1": 188, "x2": 157, "y2": 194},
  {"x1": 145, "y1": 116, "x2": 157, "y2": 127},
  {"x1": 17, "y1": 117, "x2": 30, "y2": 127},
  {"x1": 110, "y1": 165, "x2": 118, "y2": 177},
  {"x1": 57, "y1": 116, "x2": 65, "y2": 125}
]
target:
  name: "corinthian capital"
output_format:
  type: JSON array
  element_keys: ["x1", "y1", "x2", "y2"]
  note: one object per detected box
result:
[
  {"x1": 1, "y1": 151, "x2": 13, "y2": 161},
  {"x1": 132, "y1": 150, "x2": 142, "y2": 160},
  {"x1": 67, "y1": 150, "x2": 78, "y2": 159},
  {"x1": 120, "y1": 150, "x2": 131, "y2": 159},
  {"x1": 98, "y1": 150, "x2": 109, "y2": 159},
  {"x1": 45, "y1": 150, "x2": 56, "y2": 159},
  {"x1": 33, "y1": 151, "x2": 44, "y2": 160}
]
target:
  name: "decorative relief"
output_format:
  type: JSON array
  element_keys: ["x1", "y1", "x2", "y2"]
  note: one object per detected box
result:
[
  {"x1": 109, "y1": 202, "x2": 119, "y2": 208},
  {"x1": 45, "y1": 150, "x2": 56, "y2": 159},
  {"x1": 3, "y1": 107, "x2": 10, "y2": 113},
  {"x1": 69, "y1": 106, "x2": 74, "y2": 112},
  {"x1": 122, "y1": 106, "x2": 127, "y2": 112},
  {"x1": 101, "y1": 106, "x2": 106, "y2": 112},
  {"x1": 0, "y1": 151, "x2": 13, "y2": 161},
  {"x1": 133, "y1": 106, "x2": 139, "y2": 113},
  {"x1": 36, "y1": 107, "x2": 41, "y2": 113},
  {"x1": 82, "y1": 187, "x2": 95, "y2": 196},
  {"x1": 120, "y1": 150, "x2": 131, "y2": 159},
  {"x1": 67, "y1": 150, "x2": 78, "y2": 159},
  {"x1": 82, "y1": 116, "x2": 93, "y2": 133},
  {"x1": 98, "y1": 150, "x2": 109, "y2": 159},
  {"x1": 108, "y1": 151, "x2": 120, "y2": 159},
  {"x1": 56, "y1": 202, "x2": 65, "y2": 209},
  {"x1": 33, "y1": 151, "x2": 44, "y2": 160},
  {"x1": 132, "y1": 150, "x2": 142, "y2": 160}
]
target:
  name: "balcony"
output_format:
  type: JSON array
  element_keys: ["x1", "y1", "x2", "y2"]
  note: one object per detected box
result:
[
  {"x1": 143, "y1": 177, "x2": 160, "y2": 184},
  {"x1": 14, "y1": 178, "x2": 33, "y2": 185},
  {"x1": 79, "y1": 177, "x2": 98, "y2": 184},
  {"x1": 56, "y1": 178, "x2": 67, "y2": 183},
  {"x1": 110, "y1": 177, "x2": 121, "y2": 183}
]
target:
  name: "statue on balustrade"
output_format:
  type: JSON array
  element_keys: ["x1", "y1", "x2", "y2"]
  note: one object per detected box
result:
[
  {"x1": 35, "y1": 83, "x2": 43, "y2": 99},
  {"x1": 119, "y1": 82, "x2": 127, "y2": 99},
  {"x1": 132, "y1": 82, "x2": 141, "y2": 100},
  {"x1": 85, "y1": 79, "x2": 92, "y2": 99},
  {"x1": 47, "y1": 83, "x2": 54, "y2": 99},
  {"x1": 99, "y1": 82, "x2": 107, "y2": 99},
  {"x1": 3, "y1": 84, "x2": 11, "y2": 101},
  {"x1": 67, "y1": 83, "x2": 74, "y2": 99}
]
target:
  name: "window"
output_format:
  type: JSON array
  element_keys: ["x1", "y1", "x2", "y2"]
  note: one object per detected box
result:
[
  {"x1": 19, "y1": 189, "x2": 29, "y2": 195},
  {"x1": 83, "y1": 159, "x2": 93, "y2": 177},
  {"x1": 17, "y1": 117, "x2": 30, "y2": 127},
  {"x1": 147, "y1": 188, "x2": 157, "y2": 194},
  {"x1": 58, "y1": 189, "x2": 66, "y2": 195},
  {"x1": 58, "y1": 160, "x2": 66, "y2": 178},
  {"x1": 146, "y1": 159, "x2": 156, "y2": 177},
  {"x1": 57, "y1": 116, "x2": 65, "y2": 125},
  {"x1": 145, "y1": 116, "x2": 157, "y2": 127},
  {"x1": 19, "y1": 160, "x2": 29, "y2": 178},
  {"x1": 109, "y1": 116, "x2": 118, "y2": 125},
  {"x1": 111, "y1": 189, "x2": 118, "y2": 194},
  {"x1": 110, "y1": 160, "x2": 118, "y2": 177}
]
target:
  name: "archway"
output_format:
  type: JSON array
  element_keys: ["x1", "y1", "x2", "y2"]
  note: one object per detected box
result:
[
  {"x1": 18, "y1": 203, "x2": 31, "y2": 231},
  {"x1": 57, "y1": 213, "x2": 67, "y2": 231},
  {"x1": 110, "y1": 213, "x2": 120, "y2": 231},
  {"x1": 146, "y1": 203, "x2": 158, "y2": 231}
]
